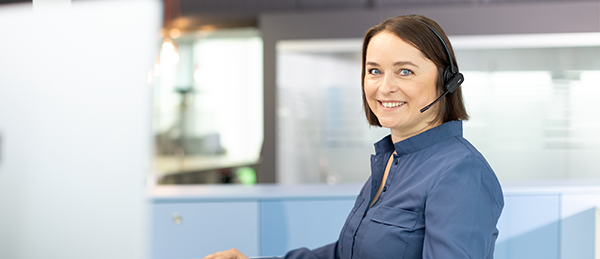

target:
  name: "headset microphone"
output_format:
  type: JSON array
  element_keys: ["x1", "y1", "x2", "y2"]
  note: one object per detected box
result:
[
  {"x1": 417, "y1": 20, "x2": 464, "y2": 113},
  {"x1": 420, "y1": 73, "x2": 463, "y2": 113}
]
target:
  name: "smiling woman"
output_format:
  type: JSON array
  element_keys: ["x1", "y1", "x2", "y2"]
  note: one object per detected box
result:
[
  {"x1": 203, "y1": 14, "x2": 503, "y2": 259},
  {"x1": 363, "y1": 31, "x2": 441, "y2": 143},
  {"x1": 360, "y1": 15, "x2": 469, "y2": 134}
]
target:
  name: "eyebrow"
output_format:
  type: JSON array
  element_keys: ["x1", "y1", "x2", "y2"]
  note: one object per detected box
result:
[{"x1": 366, "y1": 61, "x2": 420, "y2": 68}]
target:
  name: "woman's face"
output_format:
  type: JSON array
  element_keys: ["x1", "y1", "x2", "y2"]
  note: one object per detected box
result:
[{"x1": 364, "y1": 31, "x2": 441, "y2": 142}]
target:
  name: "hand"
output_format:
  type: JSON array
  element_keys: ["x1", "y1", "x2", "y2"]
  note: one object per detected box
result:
[{"x1": 202, "y1": 248, "x2": 250, "y2": 259}]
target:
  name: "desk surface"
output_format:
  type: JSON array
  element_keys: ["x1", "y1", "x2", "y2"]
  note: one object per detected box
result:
[
  {"x1": 150, "y1": 183, "x2": 363, "y2": 203},
  {"x1": 149, "y1": 181, "x2": 600, "y2": 203}
]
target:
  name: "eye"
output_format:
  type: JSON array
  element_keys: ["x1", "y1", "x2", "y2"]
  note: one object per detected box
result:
[
  {"x1": 369, "y1": 68, "x2": 381, "y2": 75},
  {"x1": 398, "y1": 69, "x2": 412, "y2": 76}
]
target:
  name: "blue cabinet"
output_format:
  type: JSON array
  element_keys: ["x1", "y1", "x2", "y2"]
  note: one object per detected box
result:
[
  {"x1": 259, "y1": 198, "x2": 355, "y2": 256},
  {"x1": 151, "y1": 184, "x2": 600, "y2": 259},
  {"x1": 495, "y1": 194, "x2": 560, "y2": 259},
  {"x1": 151, "y1": 184, "x2": 360, "y2": 258},
  {"x1": 152, "y1": 201, "x2": 259, "y2": 258}
]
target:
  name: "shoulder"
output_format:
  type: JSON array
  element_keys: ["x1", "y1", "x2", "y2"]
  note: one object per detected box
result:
[
  {"x1": 424, "y1": 137, "x2": 502, "y2": 197},
  {"x1": 427, "y1": 136, "x2": 493, "y2": 173}
]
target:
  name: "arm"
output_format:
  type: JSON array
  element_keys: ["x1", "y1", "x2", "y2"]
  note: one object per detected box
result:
[
  {"x1": 280, "y1": 242, "x2": 338, "y2": 259},
  {"x1": 203, "y1": 242, "x2": 338, "y2": 259},
  {"x1": 423, "y1": 155, "x2": 504, "y2": 259},
  {"x1": 203, "y1": 248, "x2": 250, "y2": 259}
]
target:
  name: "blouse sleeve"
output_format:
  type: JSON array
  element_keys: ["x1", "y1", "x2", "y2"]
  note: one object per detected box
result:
[
  {"x1": 423, "y1": 155, "x2": 504, "y2": 259},
  {"x1": 276, "y1": 242, "x2": 338, "y2": 259}
]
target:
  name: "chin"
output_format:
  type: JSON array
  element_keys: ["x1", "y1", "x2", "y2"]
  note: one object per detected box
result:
[{"x1": 378, "y1": 121, "x2": 402, "y2": 130}]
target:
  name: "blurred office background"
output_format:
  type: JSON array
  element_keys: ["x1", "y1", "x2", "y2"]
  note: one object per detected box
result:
[
  {"x1": 128, "y1": 0, "x2": 600, "y2": 186},
  {"x1": 0, "y1": 0, "x2": 598, "y2": 259},
  {"x1": 1, "y1": 1, "x2": 597, "y2": 183},
  {"x1": 142, "y1": 3, "x2": 600, "y2": 256}
]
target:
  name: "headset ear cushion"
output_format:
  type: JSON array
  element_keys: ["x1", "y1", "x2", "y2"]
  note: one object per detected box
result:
[
  {"x1": 445, "y1": 72, "x2": 464, "y2": 93},
  {"x1": 443, "y1": 67, "x2": 454, "y2": 85}
]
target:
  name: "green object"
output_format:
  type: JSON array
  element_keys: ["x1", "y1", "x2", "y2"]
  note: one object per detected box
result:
[{"x1": 235, "y1": 167, "x2": 257, "y2": 185}]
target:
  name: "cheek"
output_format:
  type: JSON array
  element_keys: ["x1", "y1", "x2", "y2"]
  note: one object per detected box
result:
[
  {"x1": 363, "y1": 88, "x2": 377, "y2": 111},
  {"x1": 363, "y1": 82, "x2": 376, "y2": 100},
  {"x1": 414, "y1": 80, "x2": 439, "y2": 104}
]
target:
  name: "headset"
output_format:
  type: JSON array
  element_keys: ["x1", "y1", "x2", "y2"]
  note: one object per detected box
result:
[{"x1": 417, "y1": 20, "x2": 464, "y2": 113}]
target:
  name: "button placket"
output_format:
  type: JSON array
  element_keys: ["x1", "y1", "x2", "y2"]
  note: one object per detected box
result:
[{"x1": 383, "y1": 155, "x2": 400, "y2": 196}]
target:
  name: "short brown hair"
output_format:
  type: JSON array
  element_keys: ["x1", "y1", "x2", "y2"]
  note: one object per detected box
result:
[{"x1": 361, "y1": 14, "x2": 469, "y2": 127}]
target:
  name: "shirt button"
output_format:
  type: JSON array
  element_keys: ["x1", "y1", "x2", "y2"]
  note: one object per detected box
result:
[
  {"x1": 383, "y1": 186, "x2": 387, "y2": 192},
  {"x1": 394, "y1": 159, "x2": 398, "y2": 165}
]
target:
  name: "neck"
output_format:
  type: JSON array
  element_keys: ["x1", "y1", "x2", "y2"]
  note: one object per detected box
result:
[{"x1": 390, "y1": 122, "x2": 442, "y2": 144}]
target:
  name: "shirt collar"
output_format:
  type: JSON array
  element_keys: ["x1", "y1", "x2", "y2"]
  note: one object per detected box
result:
[{"x1": 373, "y1": 120, "x2": 463, "y2": 155}]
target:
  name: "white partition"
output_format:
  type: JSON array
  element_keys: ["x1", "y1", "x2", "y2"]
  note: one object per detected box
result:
[{"x1": 0, "y1": 1, "x2": 161, "y2": 258}]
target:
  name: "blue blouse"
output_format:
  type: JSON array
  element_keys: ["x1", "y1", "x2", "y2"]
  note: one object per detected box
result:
[{"x1": 277, "y1": 120, "x2": 504, "y2": 259}]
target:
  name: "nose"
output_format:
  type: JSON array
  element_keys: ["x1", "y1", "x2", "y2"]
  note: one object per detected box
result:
[{"x1": 379, "y1": 73, "x2": 399, "y2": 94}]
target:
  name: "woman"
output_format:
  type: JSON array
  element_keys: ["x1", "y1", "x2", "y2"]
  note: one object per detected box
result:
[{"x1": 204, "y1": 14, "x2": 504, "y2": 259}]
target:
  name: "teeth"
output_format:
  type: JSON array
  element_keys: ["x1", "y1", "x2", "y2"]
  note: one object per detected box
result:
[{"x1": 382, "y1": 102, "x2": 404, "y2": 108}]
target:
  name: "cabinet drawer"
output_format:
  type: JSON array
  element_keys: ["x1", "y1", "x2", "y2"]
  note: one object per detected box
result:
[{"x1": 152, "y1": 201, "x2": 259, "y2": 259}]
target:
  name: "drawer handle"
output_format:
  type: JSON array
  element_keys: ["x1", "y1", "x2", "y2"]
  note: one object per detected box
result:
[{"x1": 172, "y1": 213, "x2": 183, "y2": 225}]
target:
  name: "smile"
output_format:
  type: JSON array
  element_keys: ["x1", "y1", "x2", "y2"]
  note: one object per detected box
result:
[{"x1": 380, "y1": 101, "x2": 405, "y2": 108}]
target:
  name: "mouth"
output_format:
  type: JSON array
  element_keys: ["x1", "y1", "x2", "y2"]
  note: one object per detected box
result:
[{"x1": 379, "y1": 101, "x2": 405, "y2": 108}]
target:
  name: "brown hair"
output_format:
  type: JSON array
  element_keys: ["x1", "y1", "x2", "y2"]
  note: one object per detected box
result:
[{"x1": 361, "y1": 14, "x2": 469, "y2": 126}]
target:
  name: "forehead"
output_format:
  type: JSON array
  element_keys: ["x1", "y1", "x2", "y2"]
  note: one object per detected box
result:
[{"x1": 366, "y1": 31, "x2": 425, "y2": 59}]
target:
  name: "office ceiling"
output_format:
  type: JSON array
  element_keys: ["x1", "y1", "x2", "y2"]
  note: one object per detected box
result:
[
  {"x1": 0, "y1": 0, "x2": 593, "y2": 31},
  {"x1": 173, "y1": 0, "x2": 373, "y2": 29},
  {"x1": 168, "y1": 0, "x2": 594, "y2": 31}
]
